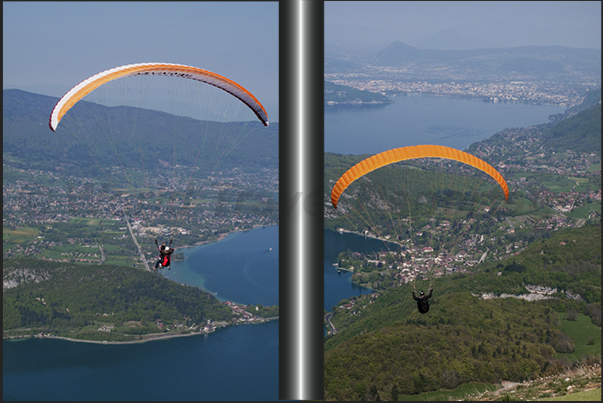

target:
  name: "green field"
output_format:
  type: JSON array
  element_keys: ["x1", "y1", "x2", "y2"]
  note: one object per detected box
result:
[
  {"x1": 69, "y1": 217, "x2": 103, "y2": 225},
  {"x1": 37, "y1": 245, "x2": 101, "y2": 262},
  {"x1": 586, "y1": 164, "x2": 601, "y2": 173},
  {"x1": 541, "y1": 177, "x2": 579, "y2": 193},
  {"x1": 3, "y1": 167, "x2": 33, "y2": 182},
  {"x1": 104, "y1": 255, "x2": 141, "y2": 267},
  {"x1": 540, "y1": 388, "x2": 601, "y2": 401},
  {"x1": 569, "y1": 177, "x2": 601, "y2": 193},
  {"x1": 566, "y1": 203, "x2": 601, "y2": 219},
  {"x1": 508, "y1": 198, "x2": 537, "y2": 215},
  {"x1": 21, "y1": 216, "x2": 140, "y2": 267},
  {"x1": 568, "y1": 177, "x2": 590, "y2": 185},
  {"x1": 508, "y1": 171, "x2": 544, "y2": 180},
  {"x1": 3, "y1": 226, "x2": 39, "y2": 243},
  {"x1": 67, "y1": 217, "x2": 123, "y2": 226},
  {"x1": 558, "y1": 313, "x2": 601, "y2": 359},
  {"x1": 507, "y1": 171, "x2": 598, "y2": 194},
  {"x1": 3, "y1": 166, "x2": 69, "y2": 186}
]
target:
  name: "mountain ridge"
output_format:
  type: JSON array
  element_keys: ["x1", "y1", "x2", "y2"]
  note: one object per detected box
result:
[
  {"x1": 373, "y1": 41, "x2": 600, "y2": 77},
  {"x1": 3, "y1": 89, "x2": 279, "y2": 179}
]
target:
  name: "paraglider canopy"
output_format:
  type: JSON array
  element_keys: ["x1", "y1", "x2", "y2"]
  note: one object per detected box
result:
[
  {"x1": 49, "y1": 63, "x2": 269, "y2": 132},
  {"x1": 331, "y1": 144, "x2": 508, "y2": 209}
]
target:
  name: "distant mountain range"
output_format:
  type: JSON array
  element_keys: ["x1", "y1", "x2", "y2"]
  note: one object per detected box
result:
[
  {"x1": 374, "y1": 41, "x2": 600, "y2": 76},
  {"x1": 3, "y1": 89, "x2": 278, "y2": 178},
  {"x1": 327, "y1": 17, "x2": 600, "y2": 53},
  {"x1": 326, "y1": 41, "x2": 601, "y2": 83}
]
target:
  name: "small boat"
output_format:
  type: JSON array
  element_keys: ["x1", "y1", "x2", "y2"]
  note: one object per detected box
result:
[{"x1": 269, "y1": 247, "x2": 273, "y2": 251}]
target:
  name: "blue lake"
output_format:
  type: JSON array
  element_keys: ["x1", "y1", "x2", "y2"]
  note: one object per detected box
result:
[
  {"x1": 325, "y1": 93, "x2": 564, "y2": 155},
  {"x1": 162, "y1": 226, "x2": 279, "y2": 307}
]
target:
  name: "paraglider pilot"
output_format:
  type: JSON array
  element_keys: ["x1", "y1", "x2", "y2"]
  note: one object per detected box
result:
[
  {"x1": 154, "y1": 239, "x2": 174, "y2": 270},
  {"x1": 413, "y1": 288, "x2": 433, "y2": 314}
]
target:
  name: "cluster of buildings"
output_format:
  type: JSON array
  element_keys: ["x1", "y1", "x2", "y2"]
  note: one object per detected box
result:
[
  {"x1": 226, "y1": 301, "x2": 275, "y2": 325},
  {"x1": 340, "y1": 245, "x2": 484, "y2": 290},
  {"x1": 538, "y1": 189, "x2": 601, "y2": 214},
  {"x1": 338, "y1": 292, "x2": 380, "y2": 313},
  {"x1": 3, "y1": 163, "x2": 278, "y2": 260},
  {"x1": 469, "y1": 127, "x2": 601, "y2": 219},
  {"x1": 325, "y1": 76, "x2": 591, "y2": 107},
  {"x1": 132, "y1": 302, "x2": 276, "y2": 338}
]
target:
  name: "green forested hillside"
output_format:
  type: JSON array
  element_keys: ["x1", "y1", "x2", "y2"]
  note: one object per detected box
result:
[
  {"x1": 541, "y1": 104, "x2": 601, "y2": 153},
  {"x1": 325, "y1": 81, "x2": 392, "y2": 104},
  {"x1": 3, "y1": 257, "x2": 233, "y2": 341},
  {"x1": 499, "y1": 224, "x2": 601, "y2": 302},
  {"x1": 324, "y1": 224, "x2": 601, "y2": 400},
  {"x1": 326, "y1": 296, "x2": 564, "y2": 400},
  {"x1": 565, "y1": 88, "x2": 601, "y2": 115}
]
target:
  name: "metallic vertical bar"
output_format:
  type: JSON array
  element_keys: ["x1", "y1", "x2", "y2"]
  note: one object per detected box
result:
[{"x1": 279, "y1": 0, "x2": 324, "y2": 400}]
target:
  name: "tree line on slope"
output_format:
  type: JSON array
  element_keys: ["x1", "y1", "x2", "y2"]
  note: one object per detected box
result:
[{"x1": 325, "y1": 296, "x2": 580, "y2": 400}]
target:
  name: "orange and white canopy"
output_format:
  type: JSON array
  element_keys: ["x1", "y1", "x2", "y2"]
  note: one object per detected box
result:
[{"x1": 49, "y1": 62, "x2": 269, "y2": 131}]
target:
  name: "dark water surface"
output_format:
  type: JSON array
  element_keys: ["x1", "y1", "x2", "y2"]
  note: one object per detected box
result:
[{"x1": 3, "y1": 321, "x2": 278, "y2": 401}]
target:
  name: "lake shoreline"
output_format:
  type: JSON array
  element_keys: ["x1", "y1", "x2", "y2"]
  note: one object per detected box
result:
[
  {"x1": 174, "y1": 224, "x2": 276, "y2": 252},
  {"x1": 171, "y1": 231, "x2": 234, "y2": 252},
  {"x1": 332, "y1": 228, "x2": 402, "y2": 248},
  {"x1": 4, "y1": 317, "x2": 279, "y2": 345},
  {"x1": 6, "y1": 330, "x2": 211, "y2": 345},
  {"x1": 5, "y1": 225, "x2": 280, "y2": 345}
]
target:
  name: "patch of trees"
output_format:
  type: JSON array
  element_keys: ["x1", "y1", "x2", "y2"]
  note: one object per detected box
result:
[
  {"x1": 3, "y1": 257, "x2": 233, "y2": 340},
  {"x1": 325, "y1": 296, "x2": 572, "y2": 400},
  {"x1": 324, "y1": 81, "x2": 392, "y2": 104},
  {"x1": 542, "y1": 104, "x2": 601, "y2": 153},
  {"x1": 245, "y1": 304, "x2": 279, "y2": 318}
]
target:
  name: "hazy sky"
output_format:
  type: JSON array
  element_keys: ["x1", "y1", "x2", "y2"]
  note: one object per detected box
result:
[
  {"x1": 3, "y1": 1, "x2": 279, "y2": 121},
  {"x1": 326, "y1": 1, "x2": 601, "y2": 51}
]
